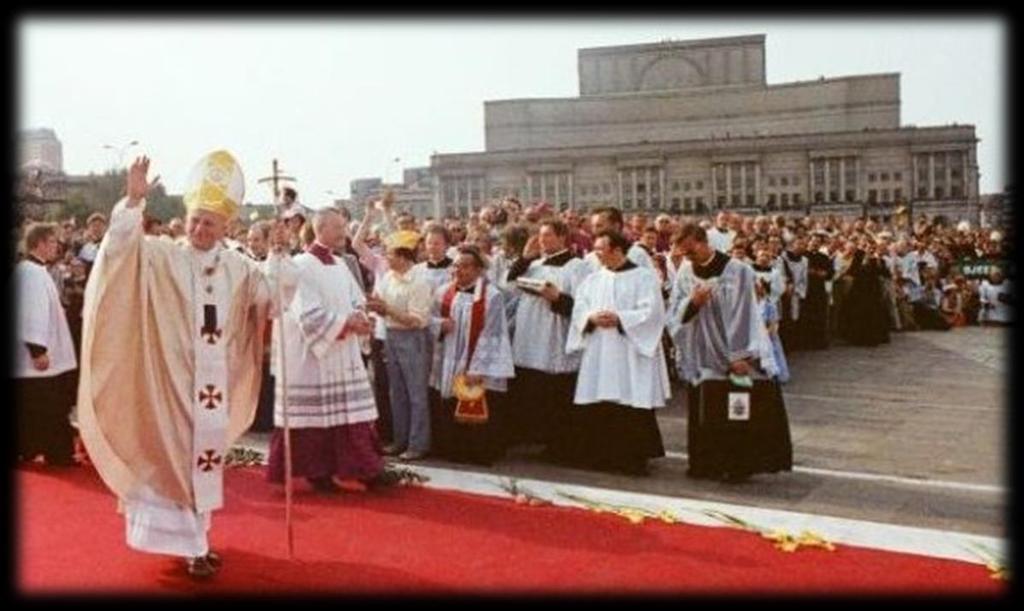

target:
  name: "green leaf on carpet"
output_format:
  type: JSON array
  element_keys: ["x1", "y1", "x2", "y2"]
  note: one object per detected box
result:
[
  {"x1": 963, "y1": 542, "x2": 1009, "y2": 580},
  {"x1": 497, "y1": 478, "x2": 551, "y2": 506},
  {"x1": 376, "y1": 465, "x2": 430, "y2": 487},
  {"x1": 224, "y1": 446, "x2": 266, "y2": 467},
  {"x1": 556, "y1": 490, "x2": 681, "y2": 525}
]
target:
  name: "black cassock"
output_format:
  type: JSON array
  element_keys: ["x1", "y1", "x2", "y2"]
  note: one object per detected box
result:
[{"x1": 801, "y1": 251, "x2": 834, "y2": 350}]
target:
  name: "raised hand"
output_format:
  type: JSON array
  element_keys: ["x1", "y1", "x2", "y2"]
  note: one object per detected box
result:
[{"x1": 126, "y1": 156, "x2": 159, "y2": 207}]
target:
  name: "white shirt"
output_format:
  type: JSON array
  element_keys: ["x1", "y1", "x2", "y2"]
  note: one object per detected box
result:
[
  {"x1": 979, "y1": 280, "x2": 1012, "y2": 324},
  {"x1": 707, "y1": 227, "x2": 736, "y2": 253},
  {"x1": 375, "y1": 267, "x2": 432, "y2": 330},
  {"x1": 13, "y1": 258, "x2": 77, "y2": 378}
]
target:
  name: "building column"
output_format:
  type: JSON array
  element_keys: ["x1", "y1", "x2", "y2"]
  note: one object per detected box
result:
[
  {"x1": 824, "y1": 158, "x2": 831, "y2": 201},
  {"x1": 540, "y1": 173, "x2": 547, "y2": 203},
  {"x1": 754, "y1": 162, "x2": 761, "y2": 209},
  {"x1": 433, "y1": 177, "x2": 443, "y2": 219},
  {"x1": 554, "y1": 173, "x2": 560, "y2": 207},
  {"x1": 958, "y1": 149, "x2": 966, "y2": 198},
  {"x1": 710, "y1": 163, "x2": 718, "y2": 209},
  {"x1": 739, "y1": 163, "x2": 747, "y2": 208},
  {"x1": 568, "y1": 172, "x2": 574, "y2": 210},
  {"x1": 725, "y1": 164, "x2": 733, "y2": 209},
  {"x1": 626, "y1": 168, "x2": 634, "y2": 209},
  {"x1": 808, "y1": 159, "x2": 815, "y2": 205},
  {"x1": 912, "y1": 154, "x2": 919, "y2": 201},
  {"x1": 944, "y1": 151, "x2": 952, "y2": 201},
  {"x1": 839, "y1": 158, "x2": 846, "y2": 202},
  {"x1": 659, "y1": 166, "x2": 666, "y2": 210},
  {"x1": 928, "y1": 154, "x2": 936, "y2": 199},
  {"x1": 617, "y1": 170, "x2": 623, "y2": 208},
  {"x1": 641, "y1": 167, "x2": 649, "y2": 208},
  {"x1": 855, "y1": 157, "x2": 861, "y2": 202}
]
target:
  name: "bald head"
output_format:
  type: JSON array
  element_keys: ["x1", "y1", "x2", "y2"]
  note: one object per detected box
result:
[{"x1": 312, "y1": 208, "x2": 346, "y2": 249}]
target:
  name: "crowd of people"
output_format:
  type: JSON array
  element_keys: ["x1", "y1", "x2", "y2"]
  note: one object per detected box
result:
[{"x1": 12, "y1": 152, "x2": 1013, "y2": 579}]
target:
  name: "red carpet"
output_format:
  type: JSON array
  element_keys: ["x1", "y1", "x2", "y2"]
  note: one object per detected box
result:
[{"x1": 17, "y1": 464, "x2": 1004, "y2": 595}]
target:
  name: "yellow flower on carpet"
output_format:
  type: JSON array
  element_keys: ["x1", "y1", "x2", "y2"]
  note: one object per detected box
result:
[
  {"x1": 987, "y1": 563, "x2": 1008, "y2": 581},
  {"x1": 796, "y1": 530, "x2": 836, "y2": 551},
  {"x1": 657, "y1": 510, "x2": 678, "y2": 524}
]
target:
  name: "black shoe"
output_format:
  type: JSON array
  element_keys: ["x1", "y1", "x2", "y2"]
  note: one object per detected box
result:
[
  {"x1": 719, "y1": 471, "x2": 752, "y2": 484},
  {"x1": 185, "y1": 556, "x2": 217, "y2": 580},
  {"x1": 46, "y1": 455, "x2": 77, "y2": 467},
  {"x1": 309, "y1": 476, "x2": 340, "y2": 494},
  {"x1": 619, "y1": 461, "x2": 650, "y2": 477},
  {"x1": 686, "y1": 468, "x2": 715, "y2": 480}
]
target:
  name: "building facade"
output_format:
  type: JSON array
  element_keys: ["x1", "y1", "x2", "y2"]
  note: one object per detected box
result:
[
  {"x1": 430, "y1": 35, "x2": 980, "y2": 222},
  {"x1": 20, "y1": 127, "x2": 64, "y2": 174},
  {"x1": 349, "y1": 167, "x2": 435, "y2": 218}
]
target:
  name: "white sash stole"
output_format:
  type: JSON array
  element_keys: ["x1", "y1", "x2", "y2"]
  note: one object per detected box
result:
[{"x1": 190, "y1": 255, "x2": 231, "y2": 513}]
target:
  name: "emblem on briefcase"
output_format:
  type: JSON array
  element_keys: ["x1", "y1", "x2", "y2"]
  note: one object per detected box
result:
[{"x1": 727, "y1": 392, "x2": 751, "y2": 421}]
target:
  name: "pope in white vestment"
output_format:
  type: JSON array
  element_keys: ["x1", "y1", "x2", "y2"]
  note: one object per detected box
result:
[{"x1": 76, "y1": 153, "x2": 296, "y2": 576}]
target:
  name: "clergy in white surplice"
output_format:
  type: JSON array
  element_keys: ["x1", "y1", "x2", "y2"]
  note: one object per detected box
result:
[
  {"x1": 565, "y1": 230, "x2": 668, "y2": 476},
  {"x1": 779, "y1": 238, "x2": 809, "y2": 351},
  {"x1": 266, "y1": 208, "x2": 383, "y2": 495},
  {"x1": 505, "y1": 219, "x2": 589, "y2": 459},
  {"x1": 666, "y1": 222, "x2": 792, "y2": 483},
  {"x1": 428, "y1": 245, "x2": 515, "y2": 466},
  {"x1": 751, "y1": 247, "x2": 786, "y2": 311},
  {"x1": 413, "y1": 224, "x2": 456, "y2": 294},
  {"x1": 14, "y1": 222, "x2": 78, "y2": 467},
  {"x1": 76, "y1": 153, "x2": 298, "y2": 580}
]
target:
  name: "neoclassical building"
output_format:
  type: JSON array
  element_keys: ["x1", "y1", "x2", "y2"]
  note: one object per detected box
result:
[{"x1": 430, "y1": 34, "x2": 979, "y2": 221}]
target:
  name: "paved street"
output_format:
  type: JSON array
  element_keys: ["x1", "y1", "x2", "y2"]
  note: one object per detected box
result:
[{"x1": 241, "y1": 325, "x2": 1008, "y2": 538}]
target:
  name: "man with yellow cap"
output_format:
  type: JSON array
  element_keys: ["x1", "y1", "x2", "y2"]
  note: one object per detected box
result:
[
  {"x1": 76, "y1": 153, "x2": 297, "y2": 580},
  {"x1": 365, "y1": 229, "x2": 433, "y2": 460}
]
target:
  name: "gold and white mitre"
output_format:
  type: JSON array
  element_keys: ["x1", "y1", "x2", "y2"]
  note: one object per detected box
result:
[{"x1": 183, "y1": 150, "x2": 245, "y2": 220}]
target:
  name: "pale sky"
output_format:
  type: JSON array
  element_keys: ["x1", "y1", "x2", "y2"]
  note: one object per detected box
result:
[{"x1": 19, "y1": 17, "x2": 1007, "y2": 207}]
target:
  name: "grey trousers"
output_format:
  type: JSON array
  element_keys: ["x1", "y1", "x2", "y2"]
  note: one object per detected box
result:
[{"x1": 384, "y1": 328, "x2": 432, "y2": 454}]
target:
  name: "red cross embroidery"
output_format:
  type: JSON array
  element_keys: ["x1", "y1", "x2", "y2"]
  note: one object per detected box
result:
[
  {"x1": 201, "y1": 327, "x2": 222, "y2": 344},
  {"x1": 198, "y1": 384, "x2": 223, "y2": 410},
  {"x1": 197, "y1": 449, "x2": 222, "y2": 472}
]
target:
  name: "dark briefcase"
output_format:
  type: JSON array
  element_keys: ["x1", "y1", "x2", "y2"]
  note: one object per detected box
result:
[{"x1": 686, "y1": 378, "x2": 793, "y2": 478}]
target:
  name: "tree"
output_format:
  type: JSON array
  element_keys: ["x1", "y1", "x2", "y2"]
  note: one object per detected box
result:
[
  {"x1": 144, "y1": 182, "x2": 185, "y2": 221},
  {"x1": 62, "y1": 192, "x2": 93, "y2": 224}
]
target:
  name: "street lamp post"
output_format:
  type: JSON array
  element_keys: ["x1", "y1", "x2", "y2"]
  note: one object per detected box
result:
[{"x1": 102, "y1": 139, "x2": 139, "y2": 169}]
